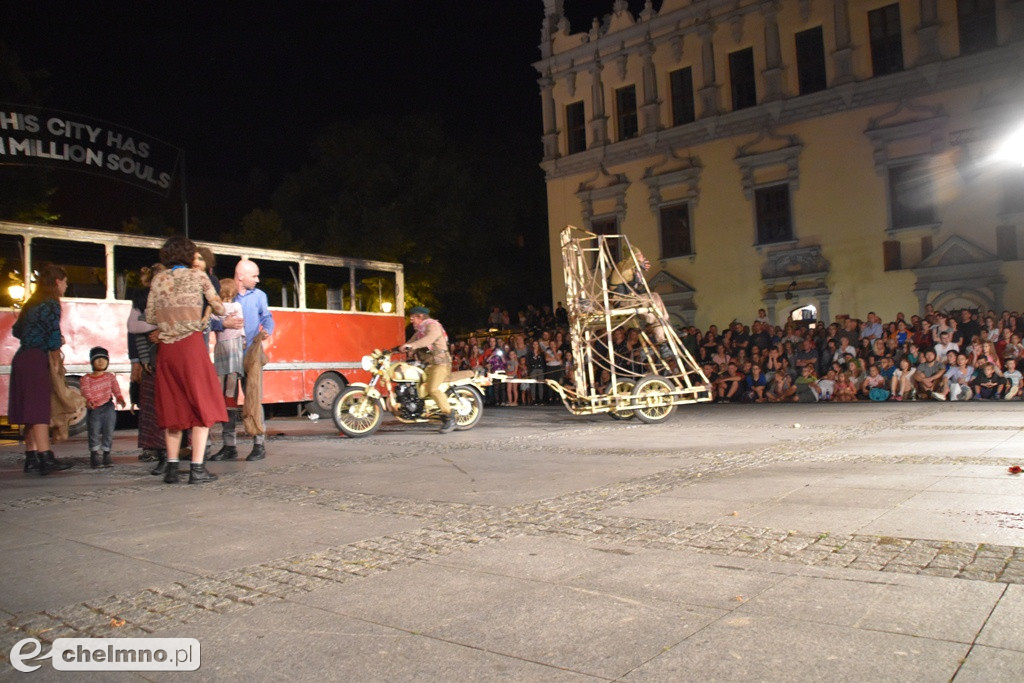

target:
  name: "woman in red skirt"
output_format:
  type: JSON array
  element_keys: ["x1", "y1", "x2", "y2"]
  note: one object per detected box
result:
[
  {"x1": 146, "y1": 236, "x2": 227, "y2": 484},
  {"x1": 9, "y1": 263, "x2": 75, "y2": 475}
]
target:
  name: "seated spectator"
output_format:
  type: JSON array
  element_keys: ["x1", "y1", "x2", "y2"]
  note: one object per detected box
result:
[
  {"x1": 945, "y1": 353, "x2": 975, "y2": 401},
  {"x1": 715, "y1": 362, "x2": 744, "y2": 402},
  {"x1": 859, "y1": 364, "x2": 886, "y2": 400},
  {"x1": 794, "y1": 364, "x2": 819, "y2": 403},
  {"x1": 877, "y1": 356, "x2": 896, "y2": 383},
  {"x1": 833, "y1": 372, "x2": 858, "y2": 402},
  {"x1": 766, "y1": 371, "x2": 796, "y2": 402},
  {"x1": 890, "y1": 356, "x2": 916, "y2": 400},
  {"x1": 913, "y1": 349, "x2": 947, "y2": 399},
  {"x1": 970, "y1": 363, "x2": 1005, "y2": 400},
  {"x1": 1003, "y1": 358, "x2": 1021, "y2": 400},
  {"x1": 816, "y1": 369, "x2": 837, "y2": 401},
  {"x1": 743, "y1": 363, "x2": 767, "y2": 402},
  {"x1": 934, "y1": 331, "x2": 959, "y2": 359}
]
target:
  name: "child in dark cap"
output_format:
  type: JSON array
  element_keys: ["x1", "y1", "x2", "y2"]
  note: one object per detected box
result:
[{"x1": 80, "y1": 346, "x2": 126, "y2": 467}]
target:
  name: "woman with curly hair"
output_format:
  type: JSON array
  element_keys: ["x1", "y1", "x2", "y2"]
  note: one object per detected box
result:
[
  {"x1": 9, "y1": 263, "x2": 75, "y2": 475},
  {"x1": 146, "y1": 236, "x2": 227, "y2": 484}
]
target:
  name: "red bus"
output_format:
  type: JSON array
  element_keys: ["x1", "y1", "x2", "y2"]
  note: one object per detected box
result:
[{"x1": 0, "y1": 221, "x2": 405, "y2": 430}]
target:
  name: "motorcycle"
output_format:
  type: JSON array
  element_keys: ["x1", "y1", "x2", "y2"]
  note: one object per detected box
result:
[{"x1": 331, "y1": 347, "x2": 490, "y2": 438}]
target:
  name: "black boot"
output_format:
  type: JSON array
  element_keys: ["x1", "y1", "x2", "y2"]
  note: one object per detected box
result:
[
  {"x1": 188, "y1": 463, "x2": 218, "y2": 484},
  {"x1": 245, "y1": 444, "x2": 265, "y2": 461},
  {"x1": 209, "y1": 445, "x2": 238, "y2": 461},
  {"x1": 23, "y1": 450, "x2": 39, "y2": 474},
  {"x1": 90, "y1": 451, "x2": 100, "y2": 469},
  {"x1": 163, "y1": 460, "x2": 181, "y2": 484},
  {"x1": 39, "y1": 451, "x2": 73, "y2": 475},
  {"x1": 150, "y1": 450, "x2": 166, "y2": 475},
  {"x1": 102, "y1": 451, "x2": 112, "y2": 468},
  {"x1": 439, "y1": 413, "x2": 456, "y2": 434}
]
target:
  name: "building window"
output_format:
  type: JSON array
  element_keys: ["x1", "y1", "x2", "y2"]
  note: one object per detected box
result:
[
  {"x1": 868, "y1": 4, "x2": 904, "y2": 76},
  {"x1": 754, "y1": 184, "x2": 793, "y2": 245},
  {"x1": 659, "y1": 204, "x2": 693, "y2": 258},
  {"x1": 996, "y1": 225, "x2": 1018, "y2": 261},
  {"x1": 615, "y1": 86, "x2": 638, "y2": 141},
  {"x1": 566, "y1": 101, "x2": 586, "y2": 155},
  {"x1": 729, "y1": 48, "x2": 757, "y2": 111},
  {"x1": 591, "y1": 216, "x2": 621, "y2": 262},
  {"x1": 883, "y1": 240, "x2": 902, "y2": 271},
  {"x1": 669, "y1": 67, "x2": 695, "y2": 127},
  {"x1": 795, "y1": 27, "x2": 827, "y2": 95},
  {"x1": 957, "y1": 0, "x2": 997, "y2": 55},
  {"x1": 888, "y1": 160, "x2": 937, "y2": 230},
  {"x1": 1001, "y1": 166, "x2": 1024, "y2": 215}
]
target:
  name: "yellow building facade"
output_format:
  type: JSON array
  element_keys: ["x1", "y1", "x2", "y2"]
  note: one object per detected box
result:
[{"x1": 534, "y1": 0, "x2": 1024, "y2": 329}]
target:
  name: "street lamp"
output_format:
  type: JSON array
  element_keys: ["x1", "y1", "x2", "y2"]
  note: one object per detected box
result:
[{"x1": 994, "y1": 122, "x2": 1024, "y2": 166}]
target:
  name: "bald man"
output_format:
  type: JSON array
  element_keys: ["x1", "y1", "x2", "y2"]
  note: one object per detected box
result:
[{"x1": 210, "y1": 258, "x2": 275, "y2": 462}]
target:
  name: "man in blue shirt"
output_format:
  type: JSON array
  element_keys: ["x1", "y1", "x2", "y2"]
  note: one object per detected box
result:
[{"x1": 210, "y1": 259, "x2": 275, "y2": 462}]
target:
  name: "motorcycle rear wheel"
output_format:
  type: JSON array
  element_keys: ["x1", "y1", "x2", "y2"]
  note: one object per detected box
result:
[
  {"x1": 332, "y1": 386, "x2": 384, "y2": 438},
  {"x1": 449, "y1": 385, "x2": 484, "y2": 431}
]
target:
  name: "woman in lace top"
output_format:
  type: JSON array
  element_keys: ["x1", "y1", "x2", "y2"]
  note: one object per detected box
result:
[{"x1": 145, "y1": 236, "x2": 227, "y2": 485}]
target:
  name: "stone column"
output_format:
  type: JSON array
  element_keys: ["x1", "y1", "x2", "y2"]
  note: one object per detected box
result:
[
  {"x1": 589, "y1": 59, "x2": 609, "y2": 146},
  {"x1": 539, "y1": 72, "x2": 559, "y2": 161},
  {"x1": 832, "y1": 0, "x2": 854, "y2": 84},
  {"x1": 697, "y1": 23, "x2": 720, "y2": 118},
  {"x1": 916, "y1": 0, "x2": 941, "y2": 64},
  {"x1": 762, "y1": 1, "x2": 784, "y2": 101},
  {"x1": 640, "y1": 40, "x2": 661, "y2": 134}
]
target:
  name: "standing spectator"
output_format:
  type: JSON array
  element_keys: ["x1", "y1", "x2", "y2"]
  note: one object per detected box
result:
[
  {"x1": 80, "y1": 346, "x2": 126, "y2": 468},
  {"x1": 860, "y1": 313, "x2": 884, "y2": 342},
  {"x1": 208, "y1": 278, "x2": 245, "y2": 460},
  {"x1": 9, "y1": 263, "x2": 74, "y2": 475},
  {"x1": 212, "y1": 259, "x2": 275, "y2": 461},
  {"x1": 127, "y1": 264, "x2": 165, "y2": 466},
  {"x1": 525, "y1": 339, "x2": 546, "y2": 404},
  {"x1": 505, "y1": 351, "x2": 521, "y2": 406},
  {"x1": 146, "y1": 236, "x2": 227, "y2": 484}
]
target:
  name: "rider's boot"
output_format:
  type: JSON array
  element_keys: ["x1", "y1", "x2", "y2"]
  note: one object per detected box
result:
[{"x1": 439, "y1": 413, "x2": 456, "y2": 434}]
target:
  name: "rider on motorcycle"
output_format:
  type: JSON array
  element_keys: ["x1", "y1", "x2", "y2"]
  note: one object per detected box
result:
[{"x1": 400, "y1": 306, "x2": 455, "y2": 433}]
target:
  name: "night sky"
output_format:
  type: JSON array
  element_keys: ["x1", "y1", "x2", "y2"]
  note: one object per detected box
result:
[{"x1": 1, "y1": 1, "x2": 650, "y2": 235}]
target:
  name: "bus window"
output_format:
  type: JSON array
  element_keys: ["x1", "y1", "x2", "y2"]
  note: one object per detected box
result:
[
  {"x1": 31, "y1": 237, "x2": 106, "y2": 299},
  {"x1": 113, "y1": 245, "x2": 161, "y2": 300},
  {"x1": 354, "y1": 269, "x2": 396, "y2": 313},
  {"x1": 305, "y1": 263, "x2": 351, "y2": 311},
  {"x1": 250, "y1": 257, "x2": 299, "y2": 309},
  {"x1": 0, "y1": 232, "x2": 25, "y2": 307}
]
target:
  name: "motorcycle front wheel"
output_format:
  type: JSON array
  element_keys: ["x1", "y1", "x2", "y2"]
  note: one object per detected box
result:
[
  {"x1": 332, "y1": 386, "x2": 384, "y2": 438},
  {"x1": 448, "y1": 385, "x2": 484, "y2": 431}
]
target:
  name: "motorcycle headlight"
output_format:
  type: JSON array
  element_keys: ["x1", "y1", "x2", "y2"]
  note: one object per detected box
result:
[{"x1": 361, "y1": 355, "x2": 375, "y2": 371}]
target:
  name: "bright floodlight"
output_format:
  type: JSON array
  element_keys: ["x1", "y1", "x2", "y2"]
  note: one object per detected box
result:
[{"x1": 995, "y1": 123, "x2": 1024, "y2": 166}]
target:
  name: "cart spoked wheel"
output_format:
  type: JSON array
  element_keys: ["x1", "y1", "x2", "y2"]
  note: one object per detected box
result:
[
  {"x1": 631, "y1": 375, "x2": 676, "y2": 424},
  {"x1": 608, "y1": 381, "x2": 636, "y2": 420}
]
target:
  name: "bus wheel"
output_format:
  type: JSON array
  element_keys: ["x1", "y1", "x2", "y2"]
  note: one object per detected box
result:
[
  {"x1": 631, "y1": 375, "x2": 677, "y2": 424},
  {"x1": 312, "y1": 372, "x2": 347, "y2": 417},
  {"x1": 64, "y1": 376, "x2": 89, "y2": 436},
  {"x1": 332, "y1": 386, "x2": 383, "y2": 438},
  {"x1": 448, "y1": 386, "x2": 483, "y2": 431}
]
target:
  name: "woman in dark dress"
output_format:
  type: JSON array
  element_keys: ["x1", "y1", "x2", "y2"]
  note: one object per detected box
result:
[{"x1": 10, "y1": 263, "x2": 74, "y2": 475}]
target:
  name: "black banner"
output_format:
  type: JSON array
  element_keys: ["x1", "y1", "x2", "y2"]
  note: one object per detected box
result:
[{"x1": 0, "y1": 105, "x2": 181, "y2": 196}]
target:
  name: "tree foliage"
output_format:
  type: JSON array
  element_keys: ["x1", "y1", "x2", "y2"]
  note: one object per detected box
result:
[{"x1": 268, "y1": 114, "x2": 549, "y2": 329}]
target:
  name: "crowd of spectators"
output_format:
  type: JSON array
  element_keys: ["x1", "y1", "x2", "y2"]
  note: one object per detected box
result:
[{"x1": 454, "y1": 303, "x2": 1024, "y2": 406}]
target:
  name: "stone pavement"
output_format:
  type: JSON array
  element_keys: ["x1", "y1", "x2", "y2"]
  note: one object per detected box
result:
[{"x1": 1, "y1": 402, "x2": 1022, "y2": 680}]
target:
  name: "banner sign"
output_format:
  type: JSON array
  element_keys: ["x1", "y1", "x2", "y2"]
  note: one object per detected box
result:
[{"x1": 0, "y1": 105, "x2": 181, "y2": 196}]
